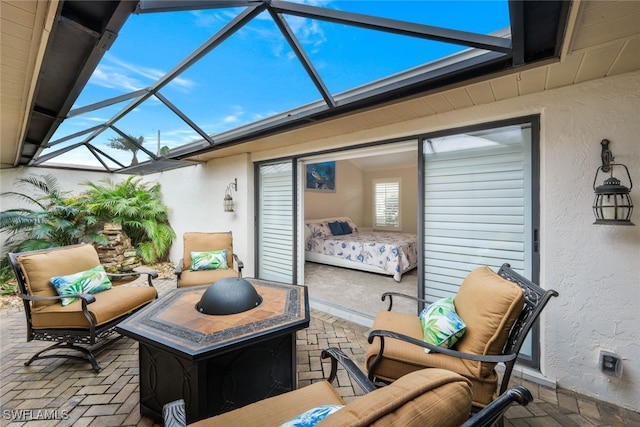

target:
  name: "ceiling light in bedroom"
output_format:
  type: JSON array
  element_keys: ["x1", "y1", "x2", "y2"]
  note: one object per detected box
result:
[{"x1": 224, "y1": 178, "x2": 238, "y2": 213}]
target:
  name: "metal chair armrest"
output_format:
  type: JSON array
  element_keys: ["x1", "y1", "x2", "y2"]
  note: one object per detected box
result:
[
  {"x1": 108, "y1": 271, "x2": 158, "y2": 287},
  {"x1": 233, "y1": 254, "x2": 244, "y2": 275},
  {"x1": 321, "y1": 348, "x2": 377, "y2": 393},
  {"x1": 18, "y1": 292, "x2": 96, "y2": 304},
  {"x1": 462, "y1": 385, "x2": 533, "y2": 427},
  {"x1": 175, "y1": 259, "x2": 184, "y2": 277},
  {"x1": 381, "y1": 291, "x2": 431, "y2": 311},
  {"x1": 367, "y1": 329, "x2": 516, "y2": 363}
]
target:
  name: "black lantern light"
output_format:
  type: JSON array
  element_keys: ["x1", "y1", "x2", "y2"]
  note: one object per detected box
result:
[
  {"x1": 224, "y1": 178, "x2": 237, "y2": 212},
  {"x1": 592, "y1": 139, "x2": 634, "y2": 225}
]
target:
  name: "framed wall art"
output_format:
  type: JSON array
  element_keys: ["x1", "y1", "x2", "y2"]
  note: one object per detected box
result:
[{"x1": 305, "y1": 161, "x2": 336, "y2": 192}]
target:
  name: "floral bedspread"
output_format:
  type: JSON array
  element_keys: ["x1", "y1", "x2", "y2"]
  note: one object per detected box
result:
[{"x1": 306, "y1": 231, "x2": 418, "y2": 281}]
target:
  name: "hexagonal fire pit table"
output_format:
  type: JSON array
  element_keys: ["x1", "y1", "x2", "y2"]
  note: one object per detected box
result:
[{"x1": 116, "y1": 278, "x2": 309, "y2": 424}]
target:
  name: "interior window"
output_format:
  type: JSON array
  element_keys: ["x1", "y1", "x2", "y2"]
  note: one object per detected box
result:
[{"x1": 373, "y1": 178, "x2": 401, "y2": 230}]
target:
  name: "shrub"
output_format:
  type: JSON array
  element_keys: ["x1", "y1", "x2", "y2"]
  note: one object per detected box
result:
[{"x1": 82, "y1": 176, "x2": 175, "y2": 263}]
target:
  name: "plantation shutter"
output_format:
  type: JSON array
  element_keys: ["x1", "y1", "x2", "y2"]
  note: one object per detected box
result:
[
  {"x1": 257, "y1": 161, "x2": 295, "y2": 283},
  {"x1": 373, "y1": 179, "x2": 401, "y2": 230},
  {"x1": 422, "y1": 124, "x2": 533, "y2": 302}
]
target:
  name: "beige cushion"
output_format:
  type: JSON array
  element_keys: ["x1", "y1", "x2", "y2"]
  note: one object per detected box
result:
[
  {"x1": 178, "y1": 268, "x2": 239, "y2": 287},
  {"x1": 454, "y1": 266, "x2": 524, "y2": 377},
  {"x1": 17, "y1": 244, "x2": 101, "y2": 308},
  {"x1": 189, "y1": 369, "x2": 471, "y2": 427},
  {"x1": 182, "y1": 232, "x2": 234, "y2": 270},
  {"x1": 189, "y1": 380, "x2": 343, "y2": 426},
  {"x1": 365, "y1": 311, "x2": 498, "y2": 407},
  {"x1": 30, "y1": 284, "x2": 157, "y2": 329},
  {"x1": 366, "y1": 266, "x2": 524, "y2": 407}
]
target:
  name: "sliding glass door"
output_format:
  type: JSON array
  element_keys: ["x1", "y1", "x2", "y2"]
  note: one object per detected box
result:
[
  {"x1": 420, "y1": 117, "x2": 539, "y2": 364},
  {"x1": 256, "y1": 160, "x2": 296, "y2": 283}
]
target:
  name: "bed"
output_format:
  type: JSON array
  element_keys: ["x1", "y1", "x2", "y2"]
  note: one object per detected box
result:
[{"x1": 304, "y1": 217, "x2": 418, "y2": 282}]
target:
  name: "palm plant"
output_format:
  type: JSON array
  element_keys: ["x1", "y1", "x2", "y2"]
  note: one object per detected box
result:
[
  {"x1": 82, "y1": 176, "x2": 175, "y2": 263},
  {"x1": 109, "y1": 134, "x2": 143, "y2": 166},
  {"x1": 0, "y1": 174, "x2": 107, "y2": 281}
]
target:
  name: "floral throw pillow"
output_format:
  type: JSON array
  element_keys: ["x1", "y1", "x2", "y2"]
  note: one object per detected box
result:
[
  {"x1": 419, "y1": 297, "x2": 466, "y2": 353},
  {"x1": 190, "y1": 250, "x2": 228, "y2": 271},
  {"x1": 279, "y1": 405, "x2": 344, "y2": 427},
  {"x1": 50, "y1": 265, "x2": 113, "y2": 306}
]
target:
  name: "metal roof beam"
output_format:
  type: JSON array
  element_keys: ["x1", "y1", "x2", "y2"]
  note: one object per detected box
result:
[
  {"x1": 82, "y1": 4, "x2": 266, "y2": 145},
  {"x1": 269, "y1": 10, "x2": 336, "y2": 108},
  {"x1": 68, "y1": 89, "x2": 150, "y2": 118},
  {"x1": 154, "y1": 92, "x2": 216, "y2": 145},
  {"x1": 270, "y1": 0, "x2": 512, "y2": 54},
  {"x1": 136, "y1": 0, "x2": 262, "y2": 14}
]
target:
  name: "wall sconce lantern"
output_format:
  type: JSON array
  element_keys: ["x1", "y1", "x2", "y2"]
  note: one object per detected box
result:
[
  {"x1": 592, "y1": 139, "x2": 634, "y2": 225},
  {"x1": 224, "y1": 178, "x2": 237, "y2": 212}
]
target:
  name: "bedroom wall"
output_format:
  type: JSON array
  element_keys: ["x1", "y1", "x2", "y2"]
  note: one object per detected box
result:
[
  {"x1": 361, "y1": 163, "x2": 418, "y2": 234},
  {"x1": 304, "y1": 159, "x2": 364, "y2": 225}
]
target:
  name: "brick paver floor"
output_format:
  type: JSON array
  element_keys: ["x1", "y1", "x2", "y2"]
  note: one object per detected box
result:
[{"x1": 1, "y1": 278, "x2": 638, "y2": 426}]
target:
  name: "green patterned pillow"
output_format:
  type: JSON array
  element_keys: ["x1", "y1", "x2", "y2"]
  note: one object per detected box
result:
[
  {"x1": 190, "y1": 250, "x2": 228, "y2": 271},
  {"x1": 279, "y1": 405, "x2": 344, "y2": 427},
  {"x1": 50, "y1": 265, "x2": 113, "y2": 306},
  {"x1": 419, "y1": 297, "x2": 466, "y2": 353}
]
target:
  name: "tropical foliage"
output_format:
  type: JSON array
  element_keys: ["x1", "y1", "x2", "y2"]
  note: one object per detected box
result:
[
  {"x1": 0, "y1": 174, "x2": 176, "y2": 284},
  {"x1": 82, "y1": 176, "x2": 175, "y2": 263},
  {"x1": 109, "y1": 134, "x2": 144, "y2": 166},
  {"x1": 0, "y1": 174, "x2": 107, "y2": 280}
]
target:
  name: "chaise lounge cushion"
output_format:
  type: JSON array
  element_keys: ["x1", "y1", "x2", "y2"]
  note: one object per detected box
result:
[
  {"x1": 366, "y1": 266, "x2": 524, "y2": 407},
  {"x1": 188, "y1": 368, "x2": 471, "y2": 427}
]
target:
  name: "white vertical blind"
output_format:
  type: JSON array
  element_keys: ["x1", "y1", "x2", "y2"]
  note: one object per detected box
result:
[
  {"x1": 422, "y1": 125, "x2": 532, "y2": 302},
  {"x1": 258, "y1": 162, "x2": 294, "y2": 283},
  {"x1": 373, "y1": 179, "x2": 401, "y2": 230}
]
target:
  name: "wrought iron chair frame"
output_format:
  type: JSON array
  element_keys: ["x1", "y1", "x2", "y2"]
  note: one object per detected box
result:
[
  {"x1": 367, "y1": 263, "x2": 558, "y2": 423},
  {"x1": 8, "y1": 245, "x2": 158, "y2": 371}
]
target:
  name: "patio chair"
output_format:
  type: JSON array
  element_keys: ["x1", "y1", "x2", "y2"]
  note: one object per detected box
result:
[
  {"x1": 175, "y1": 231, "x2": 244, "y2": 287},
  {"x1": 163, "y1": 348, "x2": 533, "y2": 427},
  {"x1": 8, "y1": 243, "x2": 158, "y2": 371},
  {"x1": 366, "y1": 264, "x2": 558, "y2": 422}
]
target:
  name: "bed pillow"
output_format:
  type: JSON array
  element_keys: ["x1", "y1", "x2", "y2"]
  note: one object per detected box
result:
[
  {"x1": 280, "y1": 405, "x2": 343, "y2": 427},
  {"x1": 419, "y1": 297, "x2": 466, "y2": 353},
  {"x1": 328, "y1": 221, "x2": 345, "y2": 236},
  {"x1": 308, "y1": 222, "x2": 332, "y2": 238},
  {"x1": 50, "y1": 265, "x2": 113, "y2": 306},
  {"x1": 338, "y1": 221, "x2": 352, "y2": 234},
  {"x1": 190, "y1": 250, "x2": 228, "y2": 271}
]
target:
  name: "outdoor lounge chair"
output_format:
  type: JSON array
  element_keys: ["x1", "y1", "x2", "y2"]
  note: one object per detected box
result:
[
  {"x1": 366, "y1": 263, "x2": 558, "y2": 424},
  {"x1": 162, "y1": 348, "x2": 533, "y2": 427},
  {"x1": 8, "y1": 243, "x2": 158, "y2": 371},
  {"x1": 175, "y1": 232, "x2": 244, "y2": 287}
]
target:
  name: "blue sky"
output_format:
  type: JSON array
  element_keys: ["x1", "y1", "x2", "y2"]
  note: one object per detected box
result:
[{"x1": 44, "y1": 1, "x2": 509, "y2": 167}]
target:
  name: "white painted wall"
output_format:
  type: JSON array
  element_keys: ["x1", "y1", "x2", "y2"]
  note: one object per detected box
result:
[
  {"x1": 153, "y1": 153, "x2": 255, "y2": 276},
  {"x1": 1, "y1": 72, "x2": 638, "y2": 410}
]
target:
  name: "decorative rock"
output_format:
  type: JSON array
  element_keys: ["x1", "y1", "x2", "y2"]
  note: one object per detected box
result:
[{"x1": 95, "y1": 224, "x2": 141, "y2": 273}]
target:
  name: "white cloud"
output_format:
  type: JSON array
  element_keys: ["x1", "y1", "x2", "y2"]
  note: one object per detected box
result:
[{"x1": 88, "y1": 53, "x2": 195, "y2": 93}]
